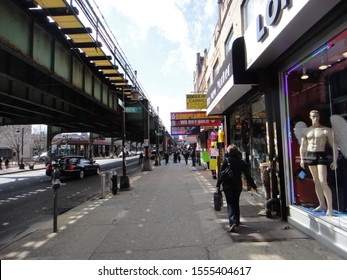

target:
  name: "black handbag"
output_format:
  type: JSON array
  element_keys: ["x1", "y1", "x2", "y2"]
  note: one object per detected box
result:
[
  {"x1": 221, "y1": 158, "x2": 234, "y2": 182},
  {"x1": 214, "y1": 189, "x2": 223, "y2": 211}
]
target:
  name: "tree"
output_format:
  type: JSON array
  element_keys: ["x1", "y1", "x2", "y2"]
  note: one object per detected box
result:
[{"x1": 31, "y1": 125, "x2": 47, "y2": 155}]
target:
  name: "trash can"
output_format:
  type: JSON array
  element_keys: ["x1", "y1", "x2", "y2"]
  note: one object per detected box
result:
[{"x1": 29, "y1": 162, "x2": 35, "y2": 170}]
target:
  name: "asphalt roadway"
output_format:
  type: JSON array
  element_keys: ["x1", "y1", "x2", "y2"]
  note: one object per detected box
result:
[{"x1": 0, "y1": 159, "x2": 344, "y2": 260}]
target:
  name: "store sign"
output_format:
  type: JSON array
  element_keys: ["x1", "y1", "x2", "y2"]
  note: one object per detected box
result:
[
  {"x1": 171, "y1": 119, "x2": 221, "y2": 127},
  {"x1": 206, "y1": 50, "x2": 233, "y2": 108},
  {"x1": 245, "y1": 0, "x2": 340, "y2": 70},
  {"x1": 256, "y1": 0, "x2": 291, "y2": 42},
  {"x1": 171, "y1": 111, "x2": 222, "y2": 120},
  {"x1": 186, "y1": 94, "x2": 207, "y2": 110},
  {"x1": 170, "y1": 111, "x2": 222, "y2": 135}
]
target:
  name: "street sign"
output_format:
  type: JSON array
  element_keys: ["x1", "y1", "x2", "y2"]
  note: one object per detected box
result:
[{"x1": 125, "y1": 107, "x2": 142, "y2": 113}]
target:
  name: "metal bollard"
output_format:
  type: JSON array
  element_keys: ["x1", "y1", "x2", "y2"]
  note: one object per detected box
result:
[
  {"x1": 111, "y1": 170, "x2": 118, "y2": 195},
  {"x1": 101, "y1": 173, "x2": 106, "y2": 199}
]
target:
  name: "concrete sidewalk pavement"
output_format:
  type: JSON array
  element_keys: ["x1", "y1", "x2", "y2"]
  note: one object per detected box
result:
[
  {"x1": 0, "y1": 161, "x2": 344, "y2": 260},
  {"x1": 0, "y1": 162, "x2": 46, "y2": 175}
]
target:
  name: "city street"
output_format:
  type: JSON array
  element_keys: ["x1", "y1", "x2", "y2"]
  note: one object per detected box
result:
[
  {"x1": 0, "y1": 158, "x2": 343, "y2": 260},
  {"x1": 0, "y1": 157, "x2": 140, "y2": 250}
]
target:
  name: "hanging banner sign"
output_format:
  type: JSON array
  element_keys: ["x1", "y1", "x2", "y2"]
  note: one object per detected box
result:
[
  {"x1": 186, "y1": 94, "x2": 207, "y2": 110},
  {"x1": 171, "y1": 111, "x2": 222, "y2": 120},
  {"x1": 171, "y1": 119, "x2": 221, "y2": 127}
]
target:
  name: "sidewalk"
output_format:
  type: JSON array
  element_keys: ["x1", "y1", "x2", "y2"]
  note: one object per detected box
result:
[
  {"x1": 0, "y1": 156, "x2": 116, "y2": 175},
  {"x1": 0, "y1": 162, "x2": 46, "y2": 175},
  {"x1": 0, "y1": 161, "x2": 344, "y2": 260}
]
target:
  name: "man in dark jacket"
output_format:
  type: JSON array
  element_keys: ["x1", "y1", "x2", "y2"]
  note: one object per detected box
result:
[{"x1": 216, "y1": 144, "x2": 258, "y2": 232}]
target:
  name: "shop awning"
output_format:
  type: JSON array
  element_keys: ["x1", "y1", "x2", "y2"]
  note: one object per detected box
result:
[{"x1": 206, "y1": 37, "x2": 258, "y2": 115}]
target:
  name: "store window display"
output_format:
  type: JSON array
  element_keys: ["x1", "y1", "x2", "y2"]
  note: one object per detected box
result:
[
  {"x1": 298, "y1": 110, "x2": 338, "y2": 216},
  {"x1": 286, "y1": 30, "x2": 347, "y2": 219}
]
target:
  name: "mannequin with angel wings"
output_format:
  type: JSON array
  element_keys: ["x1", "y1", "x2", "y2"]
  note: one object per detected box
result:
[{"x1": 295, "y1": 110, "x2": 347, "y2": 216}]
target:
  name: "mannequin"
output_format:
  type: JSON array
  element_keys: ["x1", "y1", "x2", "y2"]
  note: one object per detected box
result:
[
  {"x1": 217, "y1": 126, "x2": 225, "y2": 145},
  {"x1": 210, "y1": 128, "x2": 218, "y2": 179},
  {"x1": 210, "y1": 128, "x2": 218, "y2": 146},
  {"x1": 299, "y1": 110, "x2": 338, "y2": 216}
]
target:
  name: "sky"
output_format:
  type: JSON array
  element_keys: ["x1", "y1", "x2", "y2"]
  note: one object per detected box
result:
[{"x1": 87, "y1": 0, "x2": 218, "y2": 132}]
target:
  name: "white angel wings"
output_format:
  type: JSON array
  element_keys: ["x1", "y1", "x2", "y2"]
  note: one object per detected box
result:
[
  {"x1": 293, "y1": 121, "x2": 307, "y2": 146},
  {"x1": 330, "y1": 115, "x2": 347, "y2": 158},
  {"x1": 293, "y1": 115, "x2": 347, "y2": 158}
]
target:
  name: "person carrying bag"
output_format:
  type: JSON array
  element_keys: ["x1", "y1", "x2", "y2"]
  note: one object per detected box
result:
[{"x1": 216, "y1": 144, "x2": 258, "y2": 232}]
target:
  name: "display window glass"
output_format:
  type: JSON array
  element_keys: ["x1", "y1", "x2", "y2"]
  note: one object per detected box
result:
[
  {"x1": 229, "y1": 94, "x2": 268, "y2": 193},
  {"x1": 284, "y1": 29, "x2": 347, "y2": 226}
]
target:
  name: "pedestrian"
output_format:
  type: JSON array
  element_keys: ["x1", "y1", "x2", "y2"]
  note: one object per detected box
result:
[
  {"x1": 138, "y1": 152, "x2": 143, "y2": 166},
  {"x1": 191, "y1": 148, "x2": 196, "y2": 166},
  {"x1": 164, "y1": 152, "x2": 169, "y2": 165},
  {"x1": 183, "y1": 150, "x2": 189, "y2": 165},
  {"x1": 173, "y1": 151, "x2": 178, "y2": 163},
  {"x1": 216, "y1": 144, "x2": 258, "y2": 232},
  {"x1": 0, "y1": 157, "x2": 2, "y2": 170},
  {"x1": 5, "y1": 158, "x2": 9, "y2": 169}
]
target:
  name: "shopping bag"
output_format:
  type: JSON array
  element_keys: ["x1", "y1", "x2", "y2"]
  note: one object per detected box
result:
[{"x1": 214, "y1": 190, "x2": 223, "y2": 211}]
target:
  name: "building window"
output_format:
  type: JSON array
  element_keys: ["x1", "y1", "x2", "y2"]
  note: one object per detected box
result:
[
  {"x1": 229, "y1": 95, "x2": 268, "y2": 192},
  {"x1": 243, "y1": 0, "x2": 262, "y2": 32},
  {"x1": 213, "y1": 60, "x2": 219, "y2": 82},
  {"x1": 225, "y1": 29, "x2": 234, "y2": 56}
]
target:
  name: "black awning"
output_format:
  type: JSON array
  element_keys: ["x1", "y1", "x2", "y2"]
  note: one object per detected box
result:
[{"x1": 206, "y1": 37, "x2": 258, "y2": 115}]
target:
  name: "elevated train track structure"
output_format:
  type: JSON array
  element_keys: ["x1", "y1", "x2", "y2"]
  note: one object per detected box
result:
[{"x1": 0, "y1": 0, "x2": 165, "y2": 145}]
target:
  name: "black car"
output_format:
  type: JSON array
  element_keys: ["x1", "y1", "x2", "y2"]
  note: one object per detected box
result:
[{"x1": 46, "y1": 156, "x2": 100, "y2": 179}]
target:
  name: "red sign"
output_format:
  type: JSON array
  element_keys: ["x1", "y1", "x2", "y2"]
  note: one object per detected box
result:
[
  {"x1": 171, "y1": 111, "x2": 222, "y2": 120},
  {"x1": 171, "y1": 119, "x2": 221, "y2": 127}
]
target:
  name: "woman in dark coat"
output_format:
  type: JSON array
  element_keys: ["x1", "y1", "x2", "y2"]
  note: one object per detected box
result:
[{"x1": 216, "y1": 144, "x2": 258, "y2": 232}]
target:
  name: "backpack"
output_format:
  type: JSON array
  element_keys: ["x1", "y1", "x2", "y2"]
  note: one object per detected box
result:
[{"x1": 221, "y1": 158, "x2": 234, "y2": 182}]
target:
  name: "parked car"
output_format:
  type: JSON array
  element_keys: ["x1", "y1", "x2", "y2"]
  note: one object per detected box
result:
[
  {"x1": 45, "y1": 156, "x2": 100, "y2": 179},
  {"x1": 33, "y1": 152, "x2": 50, "y2": 163},
  {"x1": 118, "y1": 151, "x2": 129, "y2": 158}
]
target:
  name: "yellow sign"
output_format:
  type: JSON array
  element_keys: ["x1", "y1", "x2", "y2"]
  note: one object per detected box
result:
[{"x1": 186, "y1": 94, "x2": 206, "y2": 110}]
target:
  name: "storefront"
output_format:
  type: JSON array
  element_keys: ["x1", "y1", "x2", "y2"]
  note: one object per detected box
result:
[
  {"x1": 206, "y1": 36, "x2": 279, "y2": 216},
  {"x1": 242, "y1": 0, "x2": 347, "y2": 256},
  {"x1": 207, "y1": 0, "x2": 347, "y2": 256}
]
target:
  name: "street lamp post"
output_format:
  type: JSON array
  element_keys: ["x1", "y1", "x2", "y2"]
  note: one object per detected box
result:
[
  {"x1": 16, "y1": 127, "x2": 24, "y2": 169},
  {"x1": 142, "y1": 99, "x2": 152, "y2": 171},
  {"x1": 154, "y1": 106, "x2": 161, "y2": 166},
  {"x1": 119, "y1": 86, "x2": 130, "y2": 190}
]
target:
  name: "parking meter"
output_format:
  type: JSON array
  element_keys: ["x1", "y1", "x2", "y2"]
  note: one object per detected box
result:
[
  {"x1": 52, "y1": 165, "x2": 61, "y2": 190},
  {"x1": 51, "y1": 164, "x2": 61, "y2": 232}
]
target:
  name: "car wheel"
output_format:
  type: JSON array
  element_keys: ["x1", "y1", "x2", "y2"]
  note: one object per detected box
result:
[
  {"x1": 79, "y1": 170, "x2": 85, "y2": 179},
  {"x1": 95, "y1": 167, "x2": 100, "y2": 175}
]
